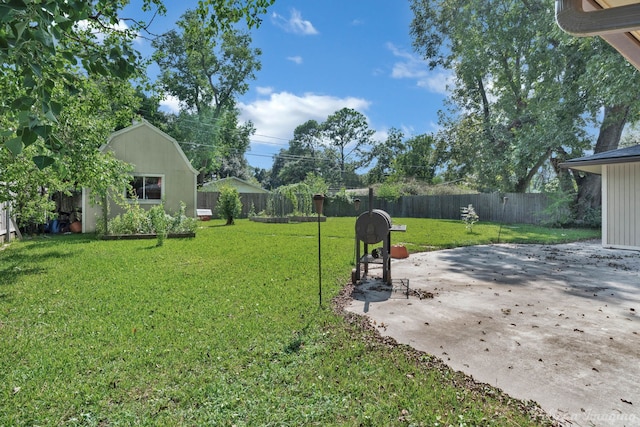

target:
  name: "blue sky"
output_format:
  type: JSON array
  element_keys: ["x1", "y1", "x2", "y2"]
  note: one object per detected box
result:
[{"x1": 123, "y1": 0, "x2": 452, "y2": 170}]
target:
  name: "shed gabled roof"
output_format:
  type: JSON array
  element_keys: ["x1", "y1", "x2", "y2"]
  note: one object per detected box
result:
[
  {"x1": 104, "y1": 120, "x2": 198, "y2": 176},
  {"x1": 559, "y1": 144, "x2": 640, "y2": 174}
]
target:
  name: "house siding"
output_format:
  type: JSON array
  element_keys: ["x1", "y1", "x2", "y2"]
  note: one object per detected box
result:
[{"x1": 603, "y1": 162, "x2": 640, "y2": 250}]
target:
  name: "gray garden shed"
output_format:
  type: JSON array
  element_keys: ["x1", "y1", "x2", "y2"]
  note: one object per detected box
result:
[
  {"x1": 561, "y1": 144, "x2": 640, "y2": 250},
  {"x1": 82, "y1": 120, "x2": 198, "y2": 233}
]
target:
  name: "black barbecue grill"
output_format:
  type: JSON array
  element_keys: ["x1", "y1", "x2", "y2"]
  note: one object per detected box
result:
[{"x1": 354, "y1": 189, "x2": 405, "y2": 285}]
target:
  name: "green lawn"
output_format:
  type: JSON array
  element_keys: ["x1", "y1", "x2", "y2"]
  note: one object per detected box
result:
[{"x1": 0, "y1": 218, "x2": 597, "y2": 426}]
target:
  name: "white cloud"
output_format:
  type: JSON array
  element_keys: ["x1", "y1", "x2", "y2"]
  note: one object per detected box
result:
[
  {"x1": 271, "y1": 9, "x2": 319, "y2": 35},
  {"x1": 76, "y1": 19, "x2": 142, "y2": 44},
  {"x1": 256, "y1": 86, "x2": 274, "y2": 96},
  {"x1": 287, "y1": 55, "x2": 303, "y2": 65},
  {"x1": 159, "y1": 94, "x2": 181, "y2": 114},
  {"x1": 238, "y1": 91, "x2": 371, "y2": 146},
  {"x1": 387, "y1": 42, "x2": 453, "y2": 95}
]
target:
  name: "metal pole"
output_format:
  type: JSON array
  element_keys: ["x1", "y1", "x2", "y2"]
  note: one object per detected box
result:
[
  {"x1": 317, "y1": 212, "x2": 322, "y2": 306},
  {"x1": 313, "y1": 194, "x2": 324, "y2": 308},
  {"x1": 353, "y1": 199, "x2": 361, "y2": 266},
  {"x1": 497, "y1": 196, "x2": 509, "y2": 243}
]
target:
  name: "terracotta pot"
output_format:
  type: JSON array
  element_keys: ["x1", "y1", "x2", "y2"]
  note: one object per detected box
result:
[
  {"x1": 69, "y1": 221, "x2": 82, "y2": 233},
  {"x1": 390, "y1": 244, "x2": 409, "y2": 259}
]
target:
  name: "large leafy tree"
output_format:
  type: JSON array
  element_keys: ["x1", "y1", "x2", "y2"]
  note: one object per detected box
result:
[
  {"x1": 1, "y1": 0, "x2": 273, "y2": 166},
  {"x1": 556, "y1": 37, "x2": 640, "y2": 215},
  {"x1": 153, "y1": 10, "x2": 262, "y2": 118},
  {"x1": 215, "y1": 109, "x2": 254, "y2": 180},
  {"x1": 366, "y1": 127, "x2": 406, "y2": 184},
  {"x1": 0, "y1": 0, "x2": 163, "y2": 165},
  {"x1": 322, "y1": 108, "x2": 375, "y2": 185},
  {"x1": 269, "y1": 112, "x2": 369, "y2": 189},
  {"x1": 410, "y1": 0, "x2": 640, "y2": 214},
  {"x1": 395, "y1": 133, "x2": 438, "y2": 182},
  {"x1": 152, "y1": 8, "x2": 263, "y2": 182},
  {"x1": 167, "y1": 109, "x2": 223, "y2": 184},
  {"x1": 273, "y1": 120, "x2": 323, "y2": 187}
]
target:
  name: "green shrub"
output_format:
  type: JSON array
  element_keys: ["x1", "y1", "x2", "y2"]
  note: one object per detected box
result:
[
  {"x1": 540, "y1": 191, "x2": 573, "y2": 227},
  {"x1": 149, "y1": 204, "x2": 169, "y2": 246},
  {"x1": 109, "y1": 202, "x2": 151, "y2": 234},
  {"x1": 106, "y1": 201, "x2": 197, "y2": 236},
  {"x1": 217, "y1": 185, "x2": 242, "y2": 225},
  {"x1": 331, "y1": 187, "x2": 352, "y2": 204},
  {"x1": 540, "y1": 191, "x2": 601, "y2": 229},
  {"x1": 168, "y1": 202, "x2": 197, "y2": 233},
  {"x1": 377, "y1": 181, "x2": 403, "y2": 201}
]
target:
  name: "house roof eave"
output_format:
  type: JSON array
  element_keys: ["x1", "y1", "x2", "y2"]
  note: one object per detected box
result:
[{"x1": 559, "y1": 155, "x2": 640, "y2": 174}]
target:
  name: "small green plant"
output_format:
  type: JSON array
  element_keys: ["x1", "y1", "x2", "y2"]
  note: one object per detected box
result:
[
  {"x1": 168, "y1": 202, "x2": 197, "y2": 234},
  {"x1": 332, "y1": 187, "x2": 353, "y2": 204},
  {"x1": 217, "y1": 185, "x2": 242, "y2": 225},
  {"x1": 461, "y1": 204, "x2": 479, "y2": 232},
  {"x1": 148, "y1": 203, "x2": 168, "y2": 246}
]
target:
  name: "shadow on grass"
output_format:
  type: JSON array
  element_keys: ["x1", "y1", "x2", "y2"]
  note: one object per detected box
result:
[
  {"x1": 0, "y1": 234, "x2": 93, "y2": 287},
  {"x1": 282, "y1": 319, "x2": 316, "y2": 355}
]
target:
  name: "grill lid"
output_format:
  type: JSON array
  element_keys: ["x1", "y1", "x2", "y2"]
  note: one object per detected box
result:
[{"x1": 355, "y1": 209, "x2": 392, "y2": 244}]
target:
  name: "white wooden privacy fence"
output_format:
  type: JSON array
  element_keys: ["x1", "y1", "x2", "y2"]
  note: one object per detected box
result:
[{"x1": 198, "y1": 192, "x2": 562, "y2": 225}]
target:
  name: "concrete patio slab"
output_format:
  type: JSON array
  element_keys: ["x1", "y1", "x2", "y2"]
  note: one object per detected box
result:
[{"x1": 345, "y1": 240, "x2": 640, "y2": 427}]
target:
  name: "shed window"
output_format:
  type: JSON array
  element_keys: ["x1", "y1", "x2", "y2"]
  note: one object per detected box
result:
[{"x1": 128, "y1": 175, "x2": 163, "y2": 202}]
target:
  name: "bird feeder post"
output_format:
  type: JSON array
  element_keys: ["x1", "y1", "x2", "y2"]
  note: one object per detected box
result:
[{"x1": 313, "y1": 194, "x2": 324, "y2": 307}]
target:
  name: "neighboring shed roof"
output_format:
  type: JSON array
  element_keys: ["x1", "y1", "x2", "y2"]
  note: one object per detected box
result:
[
  {"x1": 200, "y1": 177, "x2": 269, "y2": 194},
  {"x1": 559, "y1": 144, "x2": 640, "y2": 174}
]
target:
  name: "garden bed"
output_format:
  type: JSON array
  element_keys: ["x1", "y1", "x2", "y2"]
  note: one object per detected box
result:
[
  {"x1": 290, "y1": 216, "x2": 326, "y2": 222},
  {"x1": 249, "y1": 217, "x2": 290, "y2": 223},
  {"x1": 101, "y1": 232, "x2": 196, "y2": 240},
  {"x1": 250, "y1": 216, "x2": 327, "y2": 223}
]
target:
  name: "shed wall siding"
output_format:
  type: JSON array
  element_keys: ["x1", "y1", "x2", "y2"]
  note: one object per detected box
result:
[
  {"x1": 604, "y1": 163, "x2": 640, "y2": 250},
  {"x1": 83, "y1": 124, "x2": 197, "y2": 233}
]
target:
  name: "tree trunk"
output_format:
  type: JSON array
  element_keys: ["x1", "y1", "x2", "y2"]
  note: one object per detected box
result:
[
  {"x1": 550, "y1": 148, "x2": 576, "y2": 194},
  {"x1": 574, "y1": 104, "x2": 629, "y2": 219},
  {"x1": 515, "y1": 148, "x2": 552, "y2": 192}
]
